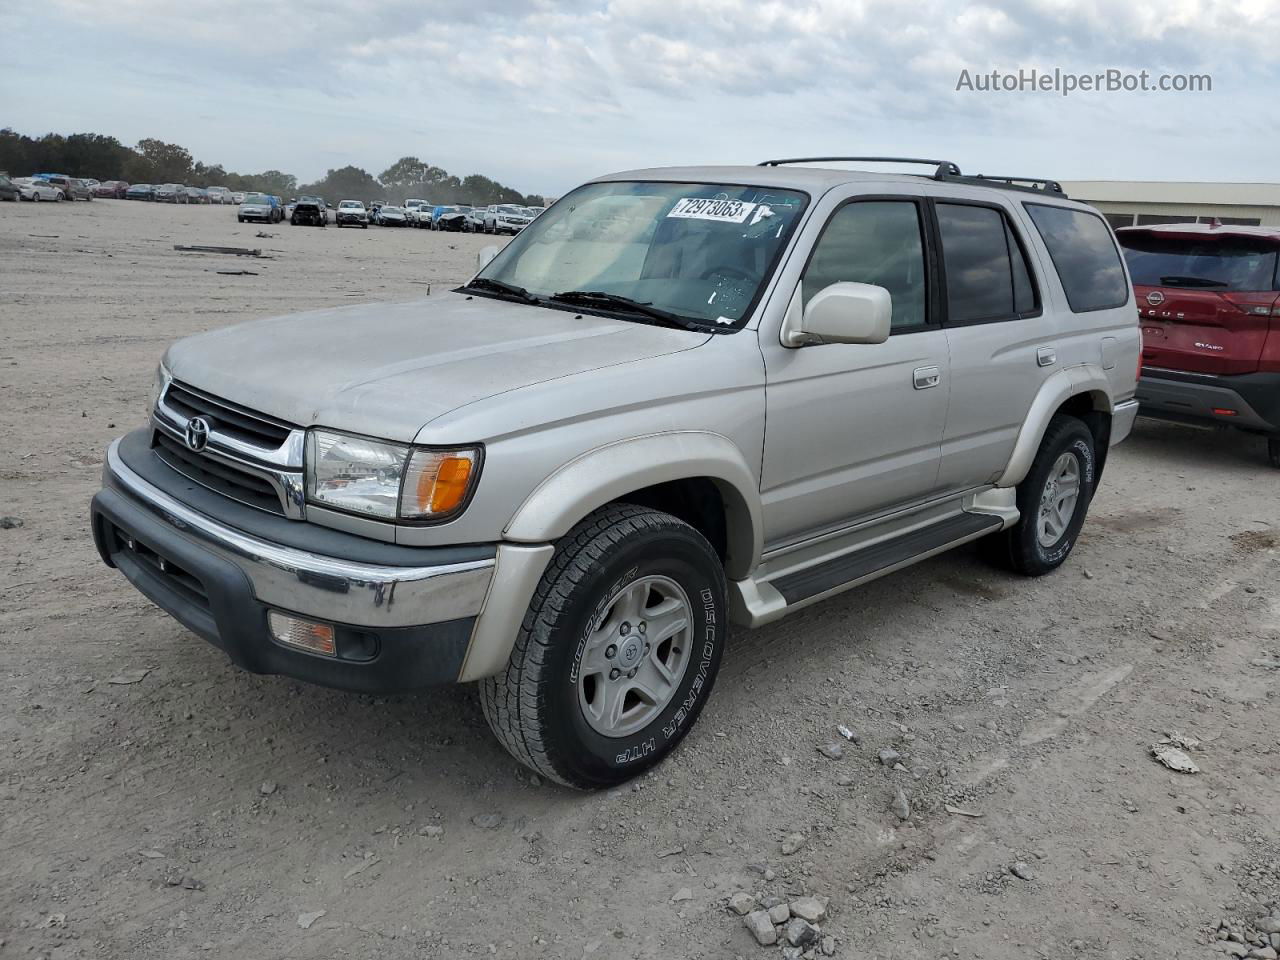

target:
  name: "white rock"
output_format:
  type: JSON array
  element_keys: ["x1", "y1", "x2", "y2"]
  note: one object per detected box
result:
[
  {"x1": 744, "y1": 910, "x2": 777, "y2": 946},
  {"x1": 790, "y1": 896, "x2": 827, "y2": 923},
  {"x1": 890, "y1": 788, "x2": 911, "y2": 821},
  {"x1": 727, "y1": 892, "x2": 755, "y2": 915},
  {"x1": 781, "y1": 833, "x2": 806, "y2": 855},
  {"x1": 768, "y1": 902, "x2": 790, "y2": 924},
  {"x1": 670, "y1": 887, "x2": 693, "y2": 903},
  {"x1": 297, "y1": 910, "x2": 325, "y2": 930}
]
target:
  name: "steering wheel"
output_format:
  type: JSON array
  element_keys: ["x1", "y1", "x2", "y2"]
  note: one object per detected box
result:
[{"x1": 701, "y1": 264, "x2": 754, "y2": 283}]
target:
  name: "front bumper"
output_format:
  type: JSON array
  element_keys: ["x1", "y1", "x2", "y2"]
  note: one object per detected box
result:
[
  {"x1": 1137, "y1": 368, "x2": 1280, "y2": 433},
  {"x1": 91, "y1": 438, "x2": 497, "y2": 692}
]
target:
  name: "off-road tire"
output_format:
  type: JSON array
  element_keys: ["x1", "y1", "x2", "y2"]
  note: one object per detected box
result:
[
  {"x1": 987, "y1": 415, "x2": 1096, "y2": 576},
  {"x1": 479, "y1": 504, "x2": 727, "y2": 790},
  {"x1": 1267, "y1": 435, "x2": 1280, "y2": 469}
]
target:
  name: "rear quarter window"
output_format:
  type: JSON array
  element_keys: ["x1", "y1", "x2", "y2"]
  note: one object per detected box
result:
[{"x1": 1025, "y1": 204, "x2": 1130, "y2": 312}]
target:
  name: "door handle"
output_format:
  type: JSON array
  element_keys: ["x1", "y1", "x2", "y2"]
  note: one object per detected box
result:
[{"x1": 913, "y1": 365, "x2": 941, "y2": 390}]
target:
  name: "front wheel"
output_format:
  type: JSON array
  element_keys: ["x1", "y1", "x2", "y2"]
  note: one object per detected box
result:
[
  {"x1": 986, "y1": 415, "x2": 1096, "y2": 576},
  {"x1": 480, "y1": 504, "x2": 726, "y2": 790}
]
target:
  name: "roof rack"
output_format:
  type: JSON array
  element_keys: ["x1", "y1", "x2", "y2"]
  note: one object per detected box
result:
[
  {"x1": 756, "y1": 157, "x2": 1069, "y2": 198},
  {"x1": 758, "y1": 156, "x2": 961, "y2": 179},
  {"x1": 946, "y1": 174, "x2": 1068, "y2": 197}
]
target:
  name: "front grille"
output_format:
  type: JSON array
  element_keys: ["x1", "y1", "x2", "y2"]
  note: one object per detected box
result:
[
  {"x1": 165, "y1": 381, "x2": 292, "y2": 449},
  {"x1": 154, "y1": 432, "x2": 285, "y2": 515}
]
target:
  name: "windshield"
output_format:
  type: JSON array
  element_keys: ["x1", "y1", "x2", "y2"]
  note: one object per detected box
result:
[
  {"x1": 1119, "y1": 234, "x2": 1280, "y2": 291},
  {"x1": 243, "y1": 194, "x2": 269, "y2": 203},
  {"x1": 339, "y1": 201, "x2": 363, "y2": 209},
  {"x1": 474, "y1": 180, "x2": 808, "y2": 329}
]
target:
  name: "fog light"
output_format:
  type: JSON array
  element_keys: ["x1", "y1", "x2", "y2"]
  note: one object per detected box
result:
[{"x1": 267, "y1": 611, "x2": 336, "y2": 657}]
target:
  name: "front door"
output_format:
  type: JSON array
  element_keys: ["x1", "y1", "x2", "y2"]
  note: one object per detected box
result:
[{"x1": 760, "y1": 197, "x2": 950, "y2": 548}]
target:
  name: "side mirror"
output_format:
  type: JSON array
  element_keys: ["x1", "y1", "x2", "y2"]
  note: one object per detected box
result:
[
  {"x1": 795, "y1": 282, "x2": 892, "y2": 345},
  {"x1": 477, "y1": 245, "x2": 499, "y2": 270}
]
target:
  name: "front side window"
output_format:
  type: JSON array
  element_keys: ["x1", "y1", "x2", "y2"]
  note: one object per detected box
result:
[
  {"x1": 1025, "y1": 203, "x2": 1130, "y2": 311},
  {"x1": 801, "y1": 200, "x2": 928, "y2": 330},
  {"x1": 936, "y1": 203, "x2": 1037, "y2": 323},
  {"x1": 476, "y1": 180, "x2": 809, "y2": 329}
]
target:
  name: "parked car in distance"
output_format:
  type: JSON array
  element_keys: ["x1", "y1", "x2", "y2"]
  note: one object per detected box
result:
[
  {"x1": 376, "y1": 204, "x2": 409, "y2": 227},
  {"x1": 126, "y1": 183, "x2": 155, "y2": 201},
  {"x1": 91, "y1": 158, "x2": 1140, "y2": 789},
  {"x1": 0, "y1": 173, "x2": 19, "y2": 201},
  {"x1": 484, "y1": 203, "x2": 531, "y2": 234},
  {"x1": 155, "y1": 183, "x2": 187, "y2": 204},
  {"x1": 16, "y1": 177, "x2": 64, "y2": 201},
  {"x1": 465, "y1": 206, "x2": 487, "y2": 231},
  {"x1": 290, "y1": 196, "x2": 327, "y2": 227},
  {"x1": 185, "y1": 186, "x2": 209, "y2": 204},
  {"x1": 94, "y1": 180, "x2": 130, "y2": 199},
  {"x1": 230, "y1": 191, "x2": 246, "y2": 204},
  {"x1": 37, "y1": 174, "x2": 89, "y2": 200},
  {"x1": 237, "y1": 192, "x2": 280, "y2": 223},
  {"x1": 433, "y1": 205, "x2": 471, "y2": 231},
  {"x1": 404, "y1": 198, "x2": 431, "y2": 227},
  {"x1": 1116, "y1": 222, "x2": 1280, "y2": 467},
  {"x1": 334, "y1": 199, "x2": 368, "y2": 228},
  {"x1": 206, "y1": 186, "x2": 232, "y2": 205}
]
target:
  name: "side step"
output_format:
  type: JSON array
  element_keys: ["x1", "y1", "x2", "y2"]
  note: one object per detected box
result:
[{"x1": 772, "y1": 512, "x2": 1002, "y2": 605}]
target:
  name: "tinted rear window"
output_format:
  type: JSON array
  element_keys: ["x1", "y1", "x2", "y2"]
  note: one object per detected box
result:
[
  {"x1": 1116, "y1": 234, "x2": 1280, "y2": 292},
  {"x1": 1025, "y1": 204, "x2": 1130, "y2": 312},
  {"x1": 936, "y1": 204, "x2": 1038, "y2": 322}
]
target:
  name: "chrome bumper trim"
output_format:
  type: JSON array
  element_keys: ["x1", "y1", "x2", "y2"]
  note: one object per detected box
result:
[{"x1": 104, "y1": 439, "x2": 494, "y2": 627}]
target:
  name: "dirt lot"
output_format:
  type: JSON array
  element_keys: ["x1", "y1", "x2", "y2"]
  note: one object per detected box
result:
[{"x1": 1, "y1": 198, "x2": 1277, "y2": 960}]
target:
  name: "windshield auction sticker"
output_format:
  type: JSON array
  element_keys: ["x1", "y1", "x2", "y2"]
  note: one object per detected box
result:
[{"x1": 667, "y1": 197, "x2": 757, "y2": 223}]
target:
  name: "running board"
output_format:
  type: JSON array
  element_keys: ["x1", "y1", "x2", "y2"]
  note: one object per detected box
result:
[{"x1": 730, "y1": 511, "x2": 1003, "y2": 625}]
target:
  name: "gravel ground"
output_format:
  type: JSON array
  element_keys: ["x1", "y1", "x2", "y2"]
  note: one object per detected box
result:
[{"x1": 1, "y1": 199, "x2": 1278, "y2": 960}]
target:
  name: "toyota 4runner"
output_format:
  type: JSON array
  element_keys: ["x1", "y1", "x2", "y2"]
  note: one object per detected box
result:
[{"x1": 91, "y1": 158, "x2": 1140, "y2": 788}]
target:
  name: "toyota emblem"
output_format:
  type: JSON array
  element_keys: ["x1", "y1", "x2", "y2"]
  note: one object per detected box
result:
[
  {"x1": 185, "y1": 416, "x2": 211, "y2": 452},
  {"x1": 1146, "y1": 291, "x2": 1165, "y2": 306}
]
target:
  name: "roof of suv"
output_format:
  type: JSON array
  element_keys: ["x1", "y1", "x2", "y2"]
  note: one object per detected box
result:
[
  {"x1": 1116, "y1": 222, "x2": 1280, "y2": 245},
  {"x1": 593, "y1": 163, "x2": 1088, "y2": 207}
]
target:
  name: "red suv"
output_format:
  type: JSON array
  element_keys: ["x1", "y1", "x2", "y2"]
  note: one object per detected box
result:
[{"x1": 1116, "y1": 223, "x2": 1280, "y2": 467}]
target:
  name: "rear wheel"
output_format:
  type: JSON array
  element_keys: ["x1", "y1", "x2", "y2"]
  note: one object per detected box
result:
[
  {"x1": 986, "y1": 415, "x2": 1096, "y2": 576},
  {"x1": 1268, "y1": 435, "x2": 1280, "y2": 469},
  {"x1": 480, "y1": 504, "x2": 727, "y2": 789}
]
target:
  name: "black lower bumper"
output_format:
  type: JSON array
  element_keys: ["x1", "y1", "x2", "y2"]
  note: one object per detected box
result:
[
  {"x1": 1137, "y1": 369, "x2": 1280, "y2": 434},
  {"x1": 91, "y1": 485, "x2": 477, "y2": 694}
]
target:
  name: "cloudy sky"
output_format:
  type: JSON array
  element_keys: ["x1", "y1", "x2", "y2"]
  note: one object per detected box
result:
[{"x1": 4, "y1": 0, "x2": 1277, "y2": 196}]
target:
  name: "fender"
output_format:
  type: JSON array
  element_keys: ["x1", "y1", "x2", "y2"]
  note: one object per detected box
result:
[
  {"x1": 996, "y1": 364, "x2": 1112, "y2": 488},
  {"x1": 504, "y1": 431, "x2": 763, "y2": 579}
]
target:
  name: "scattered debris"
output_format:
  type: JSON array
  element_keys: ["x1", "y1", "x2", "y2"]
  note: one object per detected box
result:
[
  {"x1": 1009, "y1": 861, "x2": 1035, "y2": 881},
  {"x1": 418, "y1": 825, "x2": 444, "y2": 838},
  {"x1": 343, "y1": 856, "x2": 380, "y2": 880},
  {"x1": 780, "y1": 833, "x2": 806, "y2": 856},
  {"x1": 259, "y1": 781, "x2": 278, "y2": 796},
  {"x1": 37, "y1": 913, "x2": 66, "y2": 929},
  {"x1": 254, "y1": 231, "x2": 275, "y2": 238},
  {"x1": 765, "y1": 899, "x2": 789, "y2": 924},
  {"x1": 140, "y1": 849, "x2": 166, "y2": 859},
  {"x1": 655, "y1": 845, "x2": 685, "y2": 858},
  {"x1": 817, "y1": 742, "x2": 844, "y2": 760},
  {"x1": 107, "y1": 668, "x2": 150, "y2": 685},
  {"x1": 944, "y1": 804, "x2": 984, "y2": 818},
  {"x1": 728, "y1": 892, "x2": 756, "y2": 916},
  {"x1": 836, "y1": 724, "x2": 858, "y2": 742},
  {"x1": 1152, "y1": 743, "x2": 1200, "y2": 774},
  {"x1": 783, "y1": 918, "x2": 820, "y2": 948},
  {"x1": 1160, "y1": 732, "x2": 1201, "y2": 750},
  {"x1": 890, "y1": 788, "x2": 912, "y2": 821},
  {"x1": 471, "y1": 813, "x2": 504, "y2": 830},
  {"x1": 789, "y1": 897, "x2": 826, "y2": 923},
  {"x1": 297, "y1": 910, "x2": 325, "y2": 930},
  {"x1": 878, "y1": 748, "x2": 901, "y2": 766},
  {"x1": 0, "y1": 516, "x2": 23, "y2": 529},
  {"x1": 216, "y1": 270, "x2": 259, "y2": 276},
  {"x1": 174, "y1": 244, "x2": 262, "y2": 257},
  {"x1": 670, "y1": 887, "x2": 693, "y2": 903},
  {"x1": 1251, "y1": 657, "x2": 1280, "y2": 670}
]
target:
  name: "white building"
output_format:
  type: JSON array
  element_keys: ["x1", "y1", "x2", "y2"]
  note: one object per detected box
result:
[{"x1": 1061, "y1": 181, "x2": 1280, "y2": 230}]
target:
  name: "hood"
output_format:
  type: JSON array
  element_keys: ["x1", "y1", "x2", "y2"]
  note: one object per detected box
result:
[{"x1": 164, "y1": 293, "x2": 710, "y2": 442}]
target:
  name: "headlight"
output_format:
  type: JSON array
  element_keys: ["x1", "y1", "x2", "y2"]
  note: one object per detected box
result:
[
  {"x1": 305, "y1": 429, "x2": 480, "y2": 522},
  {"x1": 148, "y1": 363, "x2": 171, "y2": 418}
]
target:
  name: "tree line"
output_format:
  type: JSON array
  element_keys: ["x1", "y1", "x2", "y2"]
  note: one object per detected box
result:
[{"x1": 0, "y1": 129, "x2": 545, "y2": 206}]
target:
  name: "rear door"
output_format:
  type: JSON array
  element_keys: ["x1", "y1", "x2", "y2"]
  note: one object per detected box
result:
[{"x1": 1117, "y1": 229, "x2": 1280, "y2": 375}]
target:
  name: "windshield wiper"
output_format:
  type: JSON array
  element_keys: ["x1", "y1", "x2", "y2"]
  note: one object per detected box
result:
[
  {"x1": 462, "y1": 276, "x2": 541, "y2": 304},
  {"x1": 548, "y1": 290, "x2": 701, "y2": 331},
  {"x1": 1158, "y1": 275, "x2": 1229, "y2": 288}
]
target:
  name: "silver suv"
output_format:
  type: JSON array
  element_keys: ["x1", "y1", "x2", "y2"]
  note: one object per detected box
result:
[{"x1": 91, "y1": 157, "x2": 1140, "y2": 789}]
